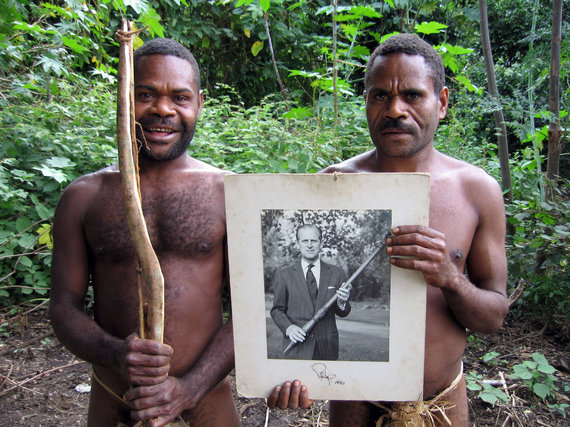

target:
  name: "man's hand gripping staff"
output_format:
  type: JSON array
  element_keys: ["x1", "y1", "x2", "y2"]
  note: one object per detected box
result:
[{"x1": 283, "y1": 245, "x2": 382, "y2": 355}]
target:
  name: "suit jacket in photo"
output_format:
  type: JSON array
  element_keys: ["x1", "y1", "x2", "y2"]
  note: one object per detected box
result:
[{"x1": 270, "y1": 259, "x2": 350, "y2": 360}]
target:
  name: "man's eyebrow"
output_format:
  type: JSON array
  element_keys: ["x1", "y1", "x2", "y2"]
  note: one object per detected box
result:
[
  {"x1": 135, "y1": 84, "x2": 195, "y2": 94},
  {"x1": 402, "y1": 87, "x2": 424, "y2": 93},
  {"x1": 172, "y1": 87, "x2": 195, "y2": 94},
  {"x1": 135, "y1": 84, "x2": 156, "y2": 91}
]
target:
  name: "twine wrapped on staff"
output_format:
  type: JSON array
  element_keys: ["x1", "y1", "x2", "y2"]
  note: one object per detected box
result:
[{"x1": 115, "y1": 19, "x2": 164, "y2": 343}]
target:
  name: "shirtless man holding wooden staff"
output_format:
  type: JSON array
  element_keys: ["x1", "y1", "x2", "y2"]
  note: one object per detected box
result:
[
  {"x1": 49, "y1": 38, "x2": 239, "y2": 426},
  {"x1": 269, "y1": 33, "x2": 509, "y2": 426}
]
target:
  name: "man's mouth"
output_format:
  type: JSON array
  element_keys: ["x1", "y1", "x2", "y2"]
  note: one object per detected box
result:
[
  {"x1": 382, "y1": 128, "x2": 408, "y2": 134},
  {"x1": 141, "y1": 125, "x2": 180, "y2": 144},
  {"x1": 146, "y1": 127, "x2": 175, "y2": 133}
]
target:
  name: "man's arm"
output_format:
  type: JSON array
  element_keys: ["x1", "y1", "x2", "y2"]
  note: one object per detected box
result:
[
  {"x1": 450, "y1": 176, "x2": 509, "y2": 332},
  {"x1": 49, "y1": 178, "x2": 171, "y2": 385},
  {"x1": 270, "y1": 270, "x2": 295, "y2": 334},
  {"x1": 50, "y1": 178, "x2": 123, "y2": 367},
  {"x1": 387, "y1": 177, "x2": 508, "y2": 333}
]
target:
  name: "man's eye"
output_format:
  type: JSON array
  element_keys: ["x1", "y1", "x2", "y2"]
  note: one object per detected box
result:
[
  {"x1": 374, "y1": 93, "x2": 388, "y2": 101},
  {"x1": 407, "y1": 93, "x2": 421, "y2": 100},
  {"x1": 173, "y1": 95, "x2": 194, "y2": 104}
]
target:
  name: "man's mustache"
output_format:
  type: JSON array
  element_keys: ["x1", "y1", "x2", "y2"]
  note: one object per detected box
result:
[
  {"x1": 378, "y1": 119, "x2": 415, "y2": 133},
  {"x1": 137, "y1": 118, "x2": 183, "y2": 132}
]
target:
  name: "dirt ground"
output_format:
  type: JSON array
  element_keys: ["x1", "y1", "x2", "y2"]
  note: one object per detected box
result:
[{"x1": 0, "y1": 305, "x2": 568, "y2": 426}]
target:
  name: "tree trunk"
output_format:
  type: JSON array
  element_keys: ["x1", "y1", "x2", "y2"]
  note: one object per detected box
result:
[
  {"x1": 332, "y1": 0, "x2": 338, "y2": 124},
  {"x1": 546, "y1": 0, "x2": 563, "y2": 200},
  {"x1": 264, "y1": 13, "x2": 287, "y2": 102},
  {"x1": 478, "y1": 0, "x2": 513, "y2": 203}
]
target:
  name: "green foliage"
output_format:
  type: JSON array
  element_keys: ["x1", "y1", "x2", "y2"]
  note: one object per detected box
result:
[
  {"x1": 467, "y1": 352, "x2": 568, "y2": 413},
  {"x1": 466, "y1": 371, "x2": 509, "y2": 405},
  {"x1": 0, "y1": 80, "x2": 116, "y2": 304},
  {"x1": 510, "y1": 353, "x2": 560, "y2": 401},
  {"x1": 192, "y1": 87, "x2": 369, "y2": 174},
  {"x1": 432, "y1": 38, "x2": 569, "y2": 323},
  {"x1": 466, "y1": 351, "x2": 509, "y2": 405},
  {"x1": 0, "y1": 0, "x2": 568, "y2": 332},
  {"x1": 505, "y1": 158, "x2": 570, "y2": 320}
]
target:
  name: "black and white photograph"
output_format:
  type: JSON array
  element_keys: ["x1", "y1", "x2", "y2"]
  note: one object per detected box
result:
[
  {"x1": 262, "y1": 209, "x2": 391, "y2": 362},
  {"x1": 225, "y1": 173, "x2": 429, "y2": 401}
]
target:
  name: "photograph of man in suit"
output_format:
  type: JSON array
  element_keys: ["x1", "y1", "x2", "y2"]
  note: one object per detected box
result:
[{"x1": 270, "y1": 224, "x2": 352, "y2": 360}]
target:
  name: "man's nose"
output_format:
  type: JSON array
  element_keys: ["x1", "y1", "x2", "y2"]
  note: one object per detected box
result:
[
  {"x1": 150, "y1": 96, "x2": 175, "y2": 117},
  {"x1": 385, "y1": 96, "x2": 408, "y2": 120}
]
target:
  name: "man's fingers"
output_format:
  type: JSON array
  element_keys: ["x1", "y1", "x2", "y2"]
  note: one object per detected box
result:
[
  {"x1": 387, "y1": 244, "x2": 446, "y2": 262},
  {"x1": 299, "y1": 385, "x2": 314, "y2": 409},
  {"x1": 287, "y1": 380, "x2": 301, "y2": 409},
  {"x1": 267, "y1": 381, "x2": 313, "y2": 410},
  {"x1": 391, "y1": 225, "x2": 443, "y2": 238},
  {"x1": 126, "y1": 360, "x2": 171, "y2": 385},
  {"x1": 128, "y1": 373, "x2": 169, "y2": 386},
  {"x1": 277, "y1": 381, "x2": 292, "y2": 409},
  {"x1": 267, "y1": 385, "x2": 281, "y2": 408},
  {"x1": 287, "y1": 326, "x2": 306, "y2": 343},
  {"x1": 125, "y1": 383, "x2": 156, "y2": 403},
  {"x1": 290, "y1": 333, "x2": 305, "y2": 343},
  {"x1": 130, "y1": 407, "x2": 172, "y2": 426},
  {"x1": 276, "y1": 380, "x2": 303, "y2": 409},
  {"x1": 126, "y1": 353, "x2": 171, "y2": 368},
  {"x1": 127, "y1": 338, "x2": 174, "y2": 357}
]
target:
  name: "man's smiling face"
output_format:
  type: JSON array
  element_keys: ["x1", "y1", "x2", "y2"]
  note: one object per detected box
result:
[{"x1": 134, "y1": 54, "x2": 203, "y2": 162}]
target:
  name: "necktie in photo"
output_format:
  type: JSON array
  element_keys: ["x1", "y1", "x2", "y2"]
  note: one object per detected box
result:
[{"x1": 306, "y1": 264, "x2": 318, "y2": 307}]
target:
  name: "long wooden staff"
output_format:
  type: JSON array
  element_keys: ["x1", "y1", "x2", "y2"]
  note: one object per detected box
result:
[{"x1": 115, "y1": 19, "x2": 165, "y2": 343}]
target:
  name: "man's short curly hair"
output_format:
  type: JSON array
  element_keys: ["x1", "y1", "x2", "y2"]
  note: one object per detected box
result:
[
  {"x1": 365, "y1": 33, "x2": 445, "y2": 94},
  {"x1": 134, "y1": 38, "x2": 200, "y2": 91}
]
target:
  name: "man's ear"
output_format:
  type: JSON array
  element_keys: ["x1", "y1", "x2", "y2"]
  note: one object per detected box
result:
[
  {"x1": 438, "y1": 86, "x2": 449, "y2": 120},
  {"x1": 197, "y1": 90, "x2": 204, "y2": 115},
  {"x1": 363, "y1": 90, "x2": 368, "y2": 102}
]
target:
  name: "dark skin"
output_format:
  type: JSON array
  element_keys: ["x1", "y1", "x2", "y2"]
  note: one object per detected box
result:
[
  {"x1": 50, "y1": 54, "x2": 239, "y2": 427},
  {"x1": 268, "y1": 53, "x2": 509, "y2": 426}
]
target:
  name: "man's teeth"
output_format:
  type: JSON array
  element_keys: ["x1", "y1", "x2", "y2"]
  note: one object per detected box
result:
[{"x1": 148, "y1": 128, "x2": 173, "y2": 132}]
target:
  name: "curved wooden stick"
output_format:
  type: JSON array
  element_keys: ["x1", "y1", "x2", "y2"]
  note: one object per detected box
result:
[{"x1": 116, "y1": 19, "x2": 165, "y2": 342}]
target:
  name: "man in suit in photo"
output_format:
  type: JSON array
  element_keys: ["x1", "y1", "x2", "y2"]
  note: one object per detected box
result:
[{"x1": 270, "y1": 224, "x2": 352, "y2": 360}]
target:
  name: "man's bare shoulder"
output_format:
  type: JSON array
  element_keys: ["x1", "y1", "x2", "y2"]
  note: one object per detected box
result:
[
  {"x1": 320, "y1": 150, "x2": 377, "y2": 174},
  {"x1": 60, "y1": 165, "x2": 118, "y2": 201},
  {"x1": 436, "y1": 152, "x2": 501, "y2": 192},
  {"x1": 185, "y1": 156, "x2": 231, "y2": 174},
  {"x1": 183, "y1": 157, "x2": 233, "y2": 186},
  {"x1": 434, "y1": 152, "x2": 504, "y2": 216},
  {"x1": 53, "y1": 166, "x2": 120, "y2": 228}
]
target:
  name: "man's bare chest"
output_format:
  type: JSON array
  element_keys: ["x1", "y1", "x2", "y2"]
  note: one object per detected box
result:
[
  {"x1": 84, "y1": 184, "x2": 225, "y2": 262},
  {"x1": 429, "y1": 186, "x2": 478, "y2": 268}
]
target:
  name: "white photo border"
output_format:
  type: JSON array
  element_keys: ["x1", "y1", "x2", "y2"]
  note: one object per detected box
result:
[{"x1": 225, "y1": 173, "x2": 429, "y2": 401}]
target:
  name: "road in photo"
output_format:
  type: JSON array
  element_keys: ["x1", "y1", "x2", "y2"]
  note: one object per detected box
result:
[{"x1": 265, "y1": 295, "x2": 389, "y2": 361}]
